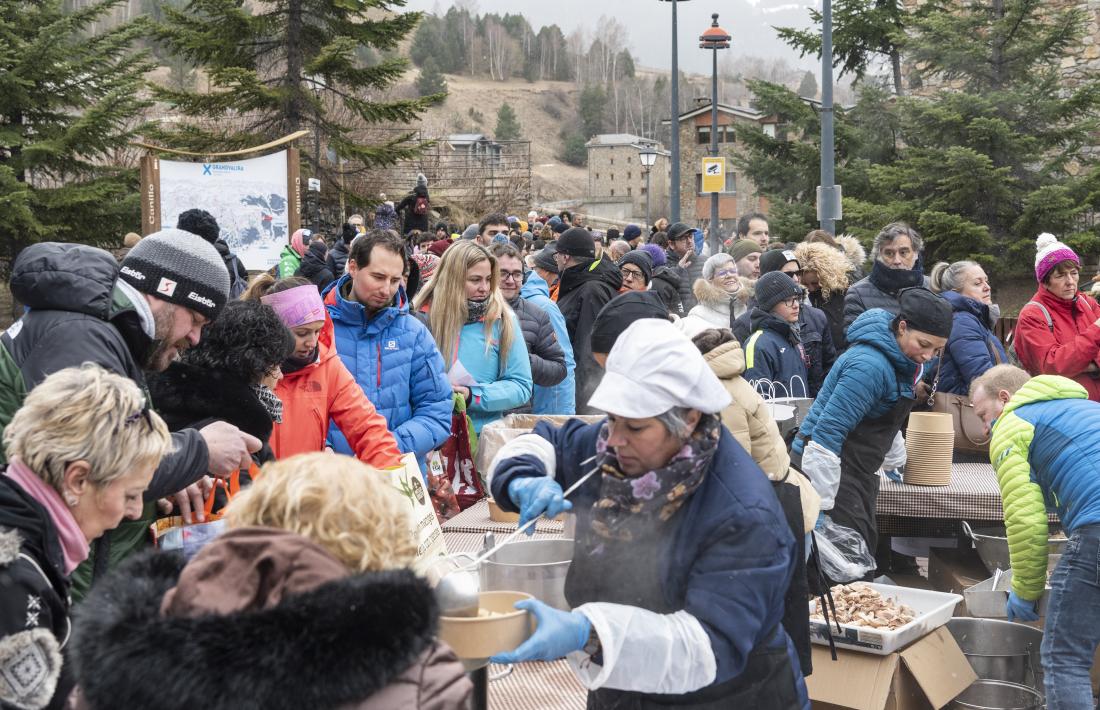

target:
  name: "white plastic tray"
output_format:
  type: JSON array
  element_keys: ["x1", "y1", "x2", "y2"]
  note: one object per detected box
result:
[{"x1": 809, "y1": 582, "x2": 962, "y2": 655}]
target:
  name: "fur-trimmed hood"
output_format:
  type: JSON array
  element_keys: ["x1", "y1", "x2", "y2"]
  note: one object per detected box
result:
[
  {"x1": 146, "y1": 362, "x2": 273, "y2": 443},
  {"x1": 693, "y1": 276, "x2": 752, "y2": 309},
  {"x1": 836, "y1": 234, "x2": 866, "y2": 271},
  {"x1": 71, "y1": 529, "x2": 464, "y2": 710}
]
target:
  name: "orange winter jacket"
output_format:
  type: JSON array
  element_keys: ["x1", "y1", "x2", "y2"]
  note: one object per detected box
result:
[{"x1": 271, "y1": 324, "x2": 402, "y2": 469}]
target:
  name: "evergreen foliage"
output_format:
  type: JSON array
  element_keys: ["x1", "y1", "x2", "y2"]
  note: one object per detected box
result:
[
  {"x1": 416, "y1": 57, "x2": 448, "y2": 99},
  {"x1": 495, "y1": 103, "x2": 521, "y2": 140}
]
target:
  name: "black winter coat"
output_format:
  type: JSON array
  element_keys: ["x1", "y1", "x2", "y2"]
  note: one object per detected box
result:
[
  {"x1": 326, "y1": 239, "x2": 351, "y2": 281},
  {"x1": 0, "y1": 474, "x2": 73, "y2": 710},
  {"x1": 556, "y1": 257, "x2": 622, "y2": 414},
  {"x1": 733, "y1": 299, "x2": 836, "y2": 396},
  {"x1": 396, "y1": 185, "x2": 430, "y2": 235},
  {"x1": 509, "y1": 296, "x2": 567, "y2": 389},
  {"x1": 296, "y1": 241, "x2": 335, "y2": 292},
  {"x1": 810, "y1": 289, "x2": 847, "y2": 352},
  {"x1": 843, "y1": 260, "x2": 927, "y2": 332},
  {"x1": 650, "y1": 267, "x2": 686, "y2": 317},
  {"x1": 213, "y1": 239, "x2": 248, "y2": 282},
  {"x1": 663, "y1": 248, "x2": 697, "y2": 311}
]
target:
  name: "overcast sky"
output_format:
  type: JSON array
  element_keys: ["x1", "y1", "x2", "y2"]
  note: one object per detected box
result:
[{"x1": 402, "y1": 0, "x2": 820, "y2": 76}]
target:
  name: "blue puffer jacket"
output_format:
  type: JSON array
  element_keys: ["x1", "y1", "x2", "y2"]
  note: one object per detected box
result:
[
  {"x1": 939, "y1": 290, "x2": 1007, "y2": 396},
  {"x1": 742, "y1": 310, "x2": 810, "y2": 395},
  {"x1": 490, "y1": 418, "x2": 806, "y2": 707},
  {"x1": 794, "y1": 308, "x2": 922, "y2": 457},
  {"x1": 323, "y1": 276, "x2": 453, "y2": 469},
  {"x1": 520, "y1": 272, "x2": 576, "y2": 415}
]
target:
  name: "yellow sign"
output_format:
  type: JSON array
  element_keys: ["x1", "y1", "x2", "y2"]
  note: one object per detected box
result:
[{"x1": 702, "y1": 157, "x2": 725, "y2": 193}]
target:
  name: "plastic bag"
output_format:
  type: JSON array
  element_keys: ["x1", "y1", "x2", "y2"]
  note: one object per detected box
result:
[{"x1": 813, "y1": 516, "x2": 876, "y2": 584}]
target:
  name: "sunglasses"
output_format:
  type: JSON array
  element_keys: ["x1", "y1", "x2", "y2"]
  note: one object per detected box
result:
[{"x1": 782, "y1": 269, "x2": 803, "y2": 278}]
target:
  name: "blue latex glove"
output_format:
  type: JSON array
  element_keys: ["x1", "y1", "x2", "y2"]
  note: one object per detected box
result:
[
  {"x1": 491, "y1": 599, "x2": 592, "y2": 664},
  {"x1": 814, "y1": 512, "x2": 826, "y2": 532},
  {"x1": 508, "y1": 477, "x2": 573, "y2": 535},
  {"x1": 1006, "y1": 592, "x2": 1039, "y2": 622},
  {"x1": 883, "y1": 468, "x2": 903, "y2": 483}
]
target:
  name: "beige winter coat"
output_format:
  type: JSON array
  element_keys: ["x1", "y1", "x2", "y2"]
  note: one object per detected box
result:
[{"x1": 703, "y1": 339, "x2": 821, "y2": 532}]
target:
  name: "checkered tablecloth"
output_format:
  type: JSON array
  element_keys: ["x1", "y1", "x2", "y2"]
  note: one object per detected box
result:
[
  {"x1": 443, "y1": 498, "x2": 566, "y2": 535},
  {"x1": 877, "y1": 461, "x2": 1005, "y2": 521},
  {"x1": 487, "y1": 660, "x2": 587, "y2": 710}
]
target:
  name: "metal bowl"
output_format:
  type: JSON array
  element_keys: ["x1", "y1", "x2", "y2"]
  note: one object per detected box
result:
[
  {"x1": 479, "y1": 537, "x2": 574, "y2": 611},
  {"x1": 962, "y1": 521, "x2": 1067, "y2": 575},
  {"x1": 946, "y1": 618, "x2": 1043, "y2": 692},
  {"x1": 947, "y1": 680, "x2": 1044, "y2": 710}
]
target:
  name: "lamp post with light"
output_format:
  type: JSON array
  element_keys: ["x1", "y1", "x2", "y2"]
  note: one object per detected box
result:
[
  {"x1": 639, "y1": 145, "x2": 658, "y2": 231},
  {"x1": 700, "y1": 13, "x2": 730, "y2": 255}
]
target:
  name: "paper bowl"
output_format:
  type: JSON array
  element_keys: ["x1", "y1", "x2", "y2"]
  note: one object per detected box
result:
[
  {"x1": 907, "y1": 412, "x2": 954, "y2": 434},
  {"x1": 487, "y1": 498, "x2": 563, "y2": 523},
  {"x1": 438, "y1": 590, "x2": 534, "y2": 659}
]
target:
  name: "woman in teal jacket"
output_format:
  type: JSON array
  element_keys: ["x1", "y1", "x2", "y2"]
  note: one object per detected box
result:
[{"x1": 413, "y1": 241, "x2": 532, "y2": 433}]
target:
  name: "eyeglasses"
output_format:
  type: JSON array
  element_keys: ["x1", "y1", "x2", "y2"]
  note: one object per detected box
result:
[
  {"x1": 621, "y1": 267, "x2": 644, "y2": 280},
  {"x1": 780, "y1": 296, "x2": 801, "y2": 308},
  {"x1": 714, "y1": 269, "x2": 739, "y2": 278},
  {"x1": 500, "y1": 270, "x2": 524, "y2": 282}
]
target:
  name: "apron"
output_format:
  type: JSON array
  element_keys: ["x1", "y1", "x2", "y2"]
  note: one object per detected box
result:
[
  {"x1": 566, "y1": 502, "x2": 802, "y2": 710},
  {"x1": 830, "y1": 389, "x2": 914, "y2": 563}
]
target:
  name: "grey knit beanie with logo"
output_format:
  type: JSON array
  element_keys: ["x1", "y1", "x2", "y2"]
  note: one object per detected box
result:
[{"x1": 118, "y1": 228, "x2": 230, "y2": 321}]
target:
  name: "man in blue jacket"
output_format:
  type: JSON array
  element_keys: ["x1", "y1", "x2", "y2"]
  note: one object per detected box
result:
[
  {"x1": 323, "y1": 231, "x2": 452, "y2": 470},
  {"x1": 520, "y1": 271, "x2": 576, "y2": 415}
]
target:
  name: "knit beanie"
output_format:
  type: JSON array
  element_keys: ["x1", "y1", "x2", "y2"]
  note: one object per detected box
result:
[
  {"x1": 1035, "y1": 232, "x2": 1080, "y2": 283},
  {"x1": 557, "y1": 227, "x2": 595, "y2": 258},
  {"x1": 639, "y1": 242, "x2": 667, "y2": 267},
  {"x1": 462, "y1": 223, "x2": 479, "y2": 240},
  {"x1": 702, "y1": 253, "x2": 735, "y2": 281},
  {"x1": 533, "y1": 244, "x2": 559, "y2": 274},
  {"x1": 755, "y1": 271, "x2": 803, "y2": 313},
  {"x1": 416, "y1": 173, "x2": 428, "y2": 189},
  {"x1": 729, "y1": 239, "x2": 762, "y2": 262},
  {"x1": 119, "y1": 228, "x2": 230, "y2": 321},
  {"x1": 617, "y1": 250, "x2": 653, "y2": 285},
  {"x1": 760, "y1": 249, "x2": 799, "y2": 275},
  {"x1": 427, "y1": 239, "x2": 451, "y2": 257},
  {"x1": 590, "y1": 291, "x2": 670, "y2": 355},
  {"x1": 898, "y1": 287, "x2": 953, "y2": 339},
  {"x1": 552, "y1": 221, "x2": 569, "y2": 235},
  {"x1": 412, "y1": 253, "x2": 440, "y2": 282},
  {"x1": 623, "y1": 224, "x2": 642, "y2": 241},
  {"x1": 176, "y1": 209, "x2": 220, "y2": 244}
]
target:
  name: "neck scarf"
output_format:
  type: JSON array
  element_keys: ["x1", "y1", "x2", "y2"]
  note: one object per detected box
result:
[
  {"x1": 5, "y1": 458, "x2": 89, "y2": 575},
  {"x1": 465, "y1": 298, "x2": 489, "y2": 324},
  {"x1": 281, "y1": 346, "x2": 318, "y2": 375},
  {"x1": 251, "y1": 383, "x2": 283, "y2": 423},
  {"x1": 588, "y1": 414, "x2": 721, "y2": 546},
  {"x1": 870, "y1": 259, "x2": 923, "y2": 296}
]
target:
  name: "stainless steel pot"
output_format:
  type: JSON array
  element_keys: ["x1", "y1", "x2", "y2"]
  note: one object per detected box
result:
[
  {"x1": 947, "y1": 680, "x2": 1044, "y2": 710},
  {"x1": 946, "y1": 618, "x2": 1043, "y2": 692},
  {"x1": 479, "y1": 537, "x2": 575, "y2": 611},
  {"x1": 962, "y1": 521, "x2": 1067, "y2": 574}
]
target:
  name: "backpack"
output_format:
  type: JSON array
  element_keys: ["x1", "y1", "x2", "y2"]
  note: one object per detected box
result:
[
  {"x1": 1006, "y1": 300, "x2": 1052, "y2": 367},
  {"x1": 413, "y1": 195, "x2": 429, "y2": 215},
  {"x1": 225, "y1": 254, "x2": 248, "y2": 300}
]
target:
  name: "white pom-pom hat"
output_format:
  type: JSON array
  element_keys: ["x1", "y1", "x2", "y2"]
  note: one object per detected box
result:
[{"x1": 1035, "y1": 232, "x2": 1079, "y2": 283}]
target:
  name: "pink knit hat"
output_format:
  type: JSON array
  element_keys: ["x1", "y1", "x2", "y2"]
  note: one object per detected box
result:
[
  {"x1": 1035, "y1": 232, "x2": 1079, "y2": 282},
  {"x1": 290, "y1": 228, "x2": 311, "y2": 257}
]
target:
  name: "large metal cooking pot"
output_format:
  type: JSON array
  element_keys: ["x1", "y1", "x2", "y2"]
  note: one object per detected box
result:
[
  {"x1": 947, "y1": 680, "x2": 1044, "y2": 710},
  {"x1": 946, "y1": 618, "x2": 1043, "y2": 692},
  {"x1": 962, "y1": 521, "x2": 1067, "y2": 575},
  {"x1": 479, "y1": 537, "x2": 575, "y2": 611}
]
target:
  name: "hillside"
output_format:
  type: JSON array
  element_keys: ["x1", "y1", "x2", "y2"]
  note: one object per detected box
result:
[{"x1": 412, "y1": 72, "x2": 589, "y2": 204}]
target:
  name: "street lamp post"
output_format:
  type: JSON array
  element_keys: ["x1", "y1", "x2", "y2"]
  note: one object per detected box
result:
[
  {"x1": 700, "y1": 13, "x2": 730, "y2": 256},
  {"x1": 660, "y1": 0, "x2": 689, "y2": 224},
  {"x1": 819, "y1": 0, "x2": 840, "y2": 234},
  {"x1": 639, "y1": 145, "x2": 658, "y2": 231}
]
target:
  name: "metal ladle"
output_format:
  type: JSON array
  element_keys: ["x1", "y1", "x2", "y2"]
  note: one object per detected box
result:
[{"x1": 434, "y1": 455, "x2": 599, "y2": 617}]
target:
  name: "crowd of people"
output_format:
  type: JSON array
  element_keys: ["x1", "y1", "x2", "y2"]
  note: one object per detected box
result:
[{"x1": 3, "y1": 183, "x2": 1100, "y2": 709}]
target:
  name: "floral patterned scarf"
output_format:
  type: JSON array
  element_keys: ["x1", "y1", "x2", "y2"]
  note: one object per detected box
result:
[{"x1": 589, "y1": 413, "x2": 721, "y2": 544}]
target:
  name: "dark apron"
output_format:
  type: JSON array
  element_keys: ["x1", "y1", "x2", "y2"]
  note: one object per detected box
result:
[
  {"x1": 566, "y1": 509, "x2": 802, "y2": 710},
  {"x1": 830, "y1": 392, "x2": 914, "y2": 563}
]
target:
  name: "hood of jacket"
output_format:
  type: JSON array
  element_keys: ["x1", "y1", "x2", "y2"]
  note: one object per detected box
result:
[
  {"x1": 299, "y1": 241, "x2": 329, "y2": 273},
  {"x1": 0, "y1": 474, "x2": 67, "y2": 591},
  {"x1": 868, "y1": 259, "x2": 924, "y2": 296},
  {"x1": 942, "y1": 289, "x2": 994, "y2": 327},
  {"x1": 323, "y1": 274, "x2": 410, "y2": 336},
  {"x1": 520, "y1": 270, "x2": 552, "y2": 300},
  {"x1": 70, "y1": 528, "x2": 441, "y2": 710},
  {"x1": 557, "y1": 256, "x2": 623, "y2": 300},
  {"x1": 1002, "y1": 374, "x2": 1088, "y2": 418},
  {"x1": 847, "y1": 308, "x2": 918, "y2": 380},
  {"x1": 651, "y1": 264, "x2": 681, "y2": 288},
  {"x1": 1032, "y1": 282, "x2": 1098, "y2": 320},
  {"x1": 11, "y1": 243, "x2": 122, "y2": 319},
  {"x1": 836, "y1": 234, "x2": 866, "y2": 269},
  {"x1": 749, "y1": 307, "x2": 798, "y2": 343},
  {"x1": 704, "y1": 339, "x2": 747, "y2": 379},
  {"x1": 146, "y1": 362, "x2": 273, "y2": 442}
]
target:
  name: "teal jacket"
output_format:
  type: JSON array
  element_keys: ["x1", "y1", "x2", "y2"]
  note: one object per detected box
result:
[{"x1": 453, "y1": 314, "x2": 533, "y2": 434}]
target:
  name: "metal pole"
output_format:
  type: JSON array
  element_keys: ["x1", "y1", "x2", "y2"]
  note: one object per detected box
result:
[
  {"x1": 669, "y1": 0, "x2": 681, "y2": 224},
  {"x1": 709, "y1": 46, "x2": 720, "y2": 255},
  {"x1": 645, "y1": 166, "x2": 652, "y2": 230},
  {"x1": 819, "y1": 0, "x2": 837, "y2": 234}
]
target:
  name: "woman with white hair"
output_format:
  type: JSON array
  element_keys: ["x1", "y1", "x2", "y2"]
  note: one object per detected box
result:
[
  {"x1": 0, "y1": 365, "x2": 171, "y2": 710},
  {"x1": 677, "y1": 253, "x2": 753, "y2": 338},
  {"x1": 488, "y1": 319, "x2": 808, "y2": 709}
]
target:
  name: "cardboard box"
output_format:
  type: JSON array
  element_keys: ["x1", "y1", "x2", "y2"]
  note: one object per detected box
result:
[
  {"x1": 808, "y1": 627, "x2": 977, "y2": 710},
  {"x1": 928, "y1": 547, "x2": 989, "y2": 605}
]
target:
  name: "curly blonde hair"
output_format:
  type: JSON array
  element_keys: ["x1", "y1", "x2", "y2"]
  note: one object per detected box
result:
[
  {"x1": 4, "y1": 364, "x2": 172, "y2": 492},
  {"x1": 225, "y1": 453, "x2": 416, "y2": 572},
  {"x1": 793, "y1": 242, "x2": 851, "y2": 300}
]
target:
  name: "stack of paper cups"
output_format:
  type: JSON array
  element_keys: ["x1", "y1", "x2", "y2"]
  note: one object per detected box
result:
[{"x1": 904, "y1": 412, "x2": 954, "y2": 486}]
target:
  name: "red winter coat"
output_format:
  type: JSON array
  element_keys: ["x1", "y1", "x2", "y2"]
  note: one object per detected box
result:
[{"x1": 1014, "y1": 286, "x2": 1100, "y2": 401}]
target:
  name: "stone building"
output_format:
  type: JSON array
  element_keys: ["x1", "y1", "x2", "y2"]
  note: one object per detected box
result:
[
  {"x1": 664, "y1": 99, "x2": 779, "y2": 237},
  {"x1": 584, "y1": 134, "x2": 671, "y2": 226}
]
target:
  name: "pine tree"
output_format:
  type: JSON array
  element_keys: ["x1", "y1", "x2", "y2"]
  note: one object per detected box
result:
[
  {"x1": 797, "y1": 71, "x2": 818, "y2": 99},
  {"x1": 0, "y1": 0, "x2": 153, "y2": 268},
  {"x1": 416, "y1": 58, "x2": 448, "y2": 99},
  {"x1": 495, "y1": 103, "x2": 521, "y2": 140},
  {"x1": 149, "y1": 0, "x2": 442, "y2": 202}
]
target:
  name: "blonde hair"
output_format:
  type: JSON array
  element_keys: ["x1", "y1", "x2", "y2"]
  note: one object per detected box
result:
[
  {"x1": 793, "y1": 242, "x2": 851, "y2": 299},
  {"x1": 225, "y1": 453, "x2": 416, "y2": 572},
  {"x1": 4, "y1": 364, "x2": 172, "y2": 491},
  {"x1": 930, "y1": 260, "x2": 980, "y2": 294},
  {"x1": 970, "y1": 364, "x2": 1031, "y2": 400},
  {"x1": 412, "y1": 240, "x2": 516, "y2": 368}
]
